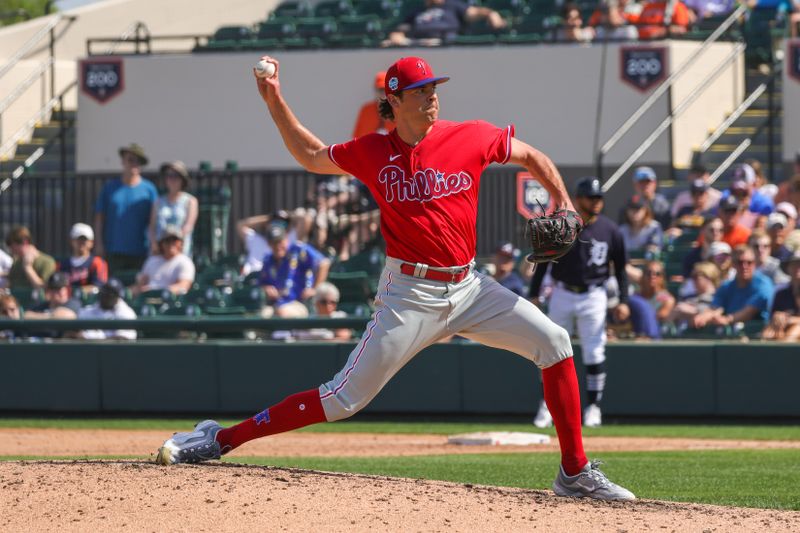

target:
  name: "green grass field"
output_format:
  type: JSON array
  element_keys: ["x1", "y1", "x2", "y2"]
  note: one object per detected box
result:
[{"x1": 1, "y1": 418, "x2": 799, "y2": 510}]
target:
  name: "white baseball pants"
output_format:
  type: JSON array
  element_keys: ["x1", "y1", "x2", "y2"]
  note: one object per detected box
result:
[
  {"x1": 319, "y1": 257, "x2": 573, "y2": 422},
  {"x1": 546, "y1": 284, "x2": 608, "y2": 365}
]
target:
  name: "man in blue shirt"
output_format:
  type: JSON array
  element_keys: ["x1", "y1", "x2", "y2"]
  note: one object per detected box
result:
[
  {"x1": 692, "y1": 244, "x2": 774, "y2": 327},
  {"x1": 93, "y1": 143, "x2": 158, "y2": 274},
  {"x1": 258, "y1": 225, "x2": 331, "y2": 318}
]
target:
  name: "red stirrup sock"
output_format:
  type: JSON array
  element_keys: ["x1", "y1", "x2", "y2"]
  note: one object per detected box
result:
[
  {"x1": 542, "y1": 357, "x2": 588, "y2": 476},
  {"x1": 215, "y1": 389, "x2": 327, "y2": 454}
]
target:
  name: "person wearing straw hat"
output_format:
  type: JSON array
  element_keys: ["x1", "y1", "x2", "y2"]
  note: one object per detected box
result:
[
  {"x1": 148, "y1": 160, "x2": 198, "y2": 257},
  {"x1": 94, "y1": 143, "x2": 158, "y2": 274}
]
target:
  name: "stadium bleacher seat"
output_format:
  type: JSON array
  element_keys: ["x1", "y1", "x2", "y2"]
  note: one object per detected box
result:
[
  {"x1": 229, "y1": 286, "x2": 267, "y2": 313},
  {"x1": 252, "y1": 19, "x2": 297, "y2": 48},
  {"x1": 113, "y1": 269, "x2": 139, "y2": 287},
  {"x1": 330, "y1": 15, "x2": 384, "y2": 48},
  {"x1": 270, "y1": 0, "x2": 314, "y2": 19},
  {"x1": 203, "y1": 25, "x2": 254, "y2": 51},
  {"x1": 180, "y1": 285, "x2": 226, "y2": 311},
  {"x1": 195, "y1": 265, "x2": 237, "y2": 288},
  {"x1": 327, "y1": 271, "x2": 373, "y2": 307},
  {"x1": 354, "y1": 0, "x2": 400, "y2": 19},
  {"x1": 10, "y1": 287, "x2": 44, "y2": 310},
  {"x1": 313, "y1": 0, "x2": 355, "y2": 18}
]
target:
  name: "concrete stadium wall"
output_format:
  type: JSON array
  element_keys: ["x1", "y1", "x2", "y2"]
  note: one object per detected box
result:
[
  {"x1": 0, "y1": 0, "x2": 280, "y2": 150},
  {"x1": 1, "y1": 341, "x2": 798, "y2": 417},
  {"x1": 75, "y1": 41, "x2": 741, "y2": 173}
]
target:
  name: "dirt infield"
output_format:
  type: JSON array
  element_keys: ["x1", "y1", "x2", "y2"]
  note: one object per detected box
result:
[
  {"x1": 2, "y1": 429, "x2": 800, "y2": 532},
  {"x1": 2, "y1": 461, "x2": 799, "y2": 532}
]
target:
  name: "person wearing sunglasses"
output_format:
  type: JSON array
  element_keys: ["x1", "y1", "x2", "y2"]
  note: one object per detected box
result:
[
  {"x1": 747, "y1": 230, "x2": 789, "y2": 287},
  {"x1": 692, "y1": 245, "x2": 774, "y2": 329}
]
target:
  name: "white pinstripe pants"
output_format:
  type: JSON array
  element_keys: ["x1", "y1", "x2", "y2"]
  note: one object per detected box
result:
[{"x1": 319, "y1": 257, "x2": 573, "y2": 422}]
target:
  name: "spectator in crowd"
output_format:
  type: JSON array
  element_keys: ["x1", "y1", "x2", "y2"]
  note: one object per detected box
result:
[
  {"x1": 558, "y1": 3, "x2": 596, "y2": 42},
  {"x1": 749, "y1": 230, "x2": 790, "y2": 287},
  {"x1": 682, "y1": 217, "x2": 724, "y2": 278},
  {"x1": 627, "y1": 260, "x2": 675, "y2": 338},
  {"x1": 746, "y1": 158, "x2": 778, "y2": 201},
  {"x1": 761, "y1": 251, "x2": 800, "y2": 340},
  {"x1": 23, "y1": 272, "x2": 79, "y2": 338},
  {"x1": 94, "y1": 143, "x2": 158, "y2": 274},
  {"x1": 78, "y1": 279, "x2": 137, "y2": 340},
  {"x1": 258, "y1": 225, "x2": 331, "y2": 318},
  {"x1": 620, "y1": 195, "x2": 663, "y2": 256},
  {"x1": 5, "y1": 225, "x2": 55, "y2": 289},
  {"x1": 490, "y1": 241, "x2": 527, "y2": 296},
  {"x1": 720, "y1": 163, "x2": 774, "y2": 229},
  {"x1": 149, "y1": 161, "x2": 198, "y2": 257},
  {"x1": 624, "y1": 166, "x2": 671, "y2": 229},
  {"x1": 668, "y1": 261, "x2": 722, "y2": 327},
  {"x1": 776, "y1": 201, "x2": 800, "y2": 253},
  {"x1": 707, "y1": 240, "x2": 735, "y2": 283},
  {"x1": 671, "y1": 179, "x2": 716, "y2": 231},
  {"x1": 716, "y1": 195, "x2": 752, "y2": 248},
  {"x1": 58, "y1": 223, "x2": 108, "y2": 291},
  {"x1": 0, "y1": 293, "x2": 21, "y2": 340},
  {"x1": 132, "y1": 226, "x2": 195, "y2": 296},
  {"x1": 0, "y1": 246, "x2": 11, "y2": 288},
  {"x1": 237, "y1": 212, "x2": 287, "y2": 276},
  {"x1": 293, "y1": 281, "x2": 352, "y2": 341},
  {"x1": 352, "y1": 71, "x2": 395, "y2": 138},
  {"x1": 766, "y1": 211, "x2": 794, "y2": 262},
  {"x1": 636, "y1": 0, "x2": 694, "y2": 39},
  {"x1": 774, "y1": 166, "x2": 800, "y2": 204},
  {"x1": 588, "y1": 0, "x2": 640, "y2": 40},
  {"x1": 385, "y1": 0, "x2": 507, "y2": 46},
  {"x1": 24, "y1": 272, "x2": 80, "y2": 319},
  {"x1": 684, "y1": 0, "x2": 736, "y2": 19},
  {"x1": 670, "y1": 164, "x2": 721, "y2": 222},
  {"x1": 692, "y1": 245, "x2": 774, "y2": 328}
]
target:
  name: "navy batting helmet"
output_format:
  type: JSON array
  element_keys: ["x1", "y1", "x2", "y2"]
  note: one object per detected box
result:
[{"x1": 575, "y1": 177, "x2": 603, "y2": 198}]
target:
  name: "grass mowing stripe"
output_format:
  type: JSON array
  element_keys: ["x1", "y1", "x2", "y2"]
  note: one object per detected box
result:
[
  {"x1": 0, "y1": 419, "x2": 799, "y2": 440},
  {"x1": 230, "y1": 449, "x2": 800, "y2": 511}
]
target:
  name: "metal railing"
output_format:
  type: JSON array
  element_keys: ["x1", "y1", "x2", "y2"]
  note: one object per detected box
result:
[
  {"x1": 601, "y1": 42, "x2": 745, "y2": 192},
  {"x1": 596, "y1": 3, "x2": 747, "y2": 188},
  {"x1": 697, "y1": 60, "x2": 783, "y2": 184}
]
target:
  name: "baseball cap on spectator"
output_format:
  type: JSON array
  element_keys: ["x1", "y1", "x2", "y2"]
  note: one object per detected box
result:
[
  {"x1": 718, "y1": 195, "x2": 740, "y2": 212},
  {"x1": 384, "y1": 57, "x2": 450, "y2": 95},
  {"x1": 776, "y1": 201, "x2": 798, "y2": 221},
  {"x1": 767, "y1": 212, "x2": 788, "y2": 230},
  {"x1": 266, "y1": 224, "x2": 287, "y2": 243},
  {"x1": 69, "y1": 222, "x2": 94, "y2": 241},
  {"x1": 781, "y1": 249, "x2": 800, "y2": 274},
  {"x1": 633, "y1": 166, "x2": 657, "y2": 182},
  {"x1": 46, "y1": 272, "x2": 70, "y2": 291},
  {"x1": 691, "y1": 179, "x2": 709, "y2": 194},
  {"x1": 731, "y1": 163, "x2": 756, "y2": 185},
  {"x1": 495, "y1": 241, "x2": 518, "y2": 260},
  {"x1": 706, "y1": 241, "x2": 732, "y2": 259},
  {"x1": 118, "y1": 143, "x2": 148, "y2": 166},
  {"x1": 627, "y1": 195, "x2": 646, "y2": 209},
  {"x1": 159, "y1": 225, "x2": 184, "y2": 242},
  {"x1": 100, "y1": 278, "x2": 125, "y2": 297}
]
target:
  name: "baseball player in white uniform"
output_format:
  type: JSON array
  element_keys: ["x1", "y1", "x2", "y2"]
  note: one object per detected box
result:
[
  {"x1": 530, "y1": 177, "x2": 630, "y2": 428},
  {"x1": 156, "y1": 56, "x2": 634, "y2": 501}
]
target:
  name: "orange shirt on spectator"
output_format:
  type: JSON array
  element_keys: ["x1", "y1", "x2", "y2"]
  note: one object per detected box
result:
[
  {"x1": 635, "y1": 0, "x2": 692, "y2": 39},
  {"x1": 352, "y1": 102, "x2": 396, "y2": 139},
  {"x1": 722, "y1": 224, "x2": 751, "y2": 248}
]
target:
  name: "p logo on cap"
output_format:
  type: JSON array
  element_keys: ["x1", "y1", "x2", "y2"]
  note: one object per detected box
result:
[{"x1": 384, "y1": 56, "x2": 450, "y2": 95}]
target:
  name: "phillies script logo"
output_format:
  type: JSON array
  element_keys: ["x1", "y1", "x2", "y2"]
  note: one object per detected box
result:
[{"x1": 377, "y1": 166, "x2": 473, "y2": 203}]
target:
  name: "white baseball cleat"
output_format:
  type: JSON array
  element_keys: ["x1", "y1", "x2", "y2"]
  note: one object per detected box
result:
[
  {"x1": 156, "y1": 419, "x2": 223, "y2": 465},
  {"x1": 583, "y1": 403, "x2": 602, "y2": 428},
  {"x1": 552, "y1": 460, "x2": 636, "y2": 501},
  {"x1": 533, "y1": 400, "x2": 553, "y2": 428}
]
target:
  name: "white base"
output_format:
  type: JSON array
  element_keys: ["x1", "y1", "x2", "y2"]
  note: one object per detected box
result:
[{"x1": 447, "y1": 431, "x2": 551, "y2": 446}]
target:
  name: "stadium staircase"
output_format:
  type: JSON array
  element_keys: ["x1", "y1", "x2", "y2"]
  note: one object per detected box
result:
[{"x1": 0, "y1": 108, "x2": 77, "y2": 177}]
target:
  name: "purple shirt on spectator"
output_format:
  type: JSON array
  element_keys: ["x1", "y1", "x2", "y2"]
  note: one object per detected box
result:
[{"x1": 683, "y1": 0, "x2": 735, "y2": 17}]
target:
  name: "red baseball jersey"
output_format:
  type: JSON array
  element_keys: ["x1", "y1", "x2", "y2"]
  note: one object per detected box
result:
[{"x1": 329, "y1": 119, "x2": 514, "y2": 267}]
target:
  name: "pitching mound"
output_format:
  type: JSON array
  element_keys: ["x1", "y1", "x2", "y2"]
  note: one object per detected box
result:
[{"x1": 2, "y1": 461, "x2": 799, "y2": 532}]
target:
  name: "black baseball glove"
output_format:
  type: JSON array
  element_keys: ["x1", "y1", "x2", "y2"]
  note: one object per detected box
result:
[{"x1": 525, "y1": 208, "x2": 584, "y2": 264}]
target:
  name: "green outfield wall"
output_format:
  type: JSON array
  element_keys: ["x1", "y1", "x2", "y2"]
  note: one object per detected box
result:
[{"x1": 1, "y1": 341, "x2": 798, "y2": 417}]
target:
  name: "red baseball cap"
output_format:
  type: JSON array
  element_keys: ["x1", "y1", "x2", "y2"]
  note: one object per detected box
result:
[{"x1": 384, "y1": 56, "x2": 450, "y2": 96}]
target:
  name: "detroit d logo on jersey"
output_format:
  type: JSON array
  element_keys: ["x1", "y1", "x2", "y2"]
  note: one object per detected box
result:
[
  {"x1": 378, "y1": 165, "x2": 473, "y2": 203},
  {"x1": 587, "y1": 239, "x2": 608, "y2": 267}
]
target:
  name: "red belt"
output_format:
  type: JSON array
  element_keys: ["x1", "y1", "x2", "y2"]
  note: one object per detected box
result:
[{"x1": 399, "y1": 262, "x2": 471, "y2": 283}]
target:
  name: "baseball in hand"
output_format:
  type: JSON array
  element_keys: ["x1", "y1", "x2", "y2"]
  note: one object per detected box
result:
[{"x1": 255, "y1": 59, "x2": 276, "y2": 79}]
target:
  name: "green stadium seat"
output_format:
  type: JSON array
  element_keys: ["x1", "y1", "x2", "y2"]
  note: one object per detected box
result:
[
  {"x1": 313, "y1": 0, "x2": 354, "y2": 18},
  {"x1": 229, "y1": 286, "x2": 267, "y2": 313},
  {"x1": 270, "y1": 0, "x2": 313, "y2": 19},
  {"x1": 332, "y1": 246, "x2": 385, "y2": 276},
  {"x1": 112, "y1": 269, "x2": 139, "y2": 287},
  {"x1": 195, "y1": 265, "x2": 237, "y2": 287},
  {"x1": 10, "y1": 287, "x2": 44, "y2": 309},
  {"x1": 354, "y1": 0, "x2": 399, "y2": 19},
  {"x1": 180, "y1": 286, "x2": 226, "y2": 310},
  {"x1": 203, "y1": 25, "x2": 254, "y2": 51},
  {"x1": 294, "y1": 17, "x2": 338, "y2": 39},
  {"x1": 328, "y1": 271, "x2": 373, "y2": 306},
  {"x1": 397, "y1": 0, "x2": 425, "y2": 19},
  {"x1": 253, "y1": 19, "x2": 297, "y2": 44}
]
